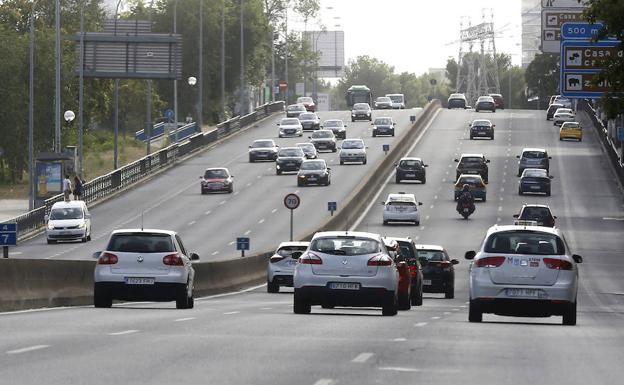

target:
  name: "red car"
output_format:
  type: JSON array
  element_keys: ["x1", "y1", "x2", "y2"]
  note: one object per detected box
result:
[
  {"x1": 297, "y1": 96, "x2": 316, "y2": 112},
  {"x1": 199, "y1": 167, "x2": 233, "y2": 194},
  {"x1": 383, "y1": 238, "x2": 412, "y2": 311},
  {"x1": 489, "y1": 93, "x2": 505, "y2": 109}
]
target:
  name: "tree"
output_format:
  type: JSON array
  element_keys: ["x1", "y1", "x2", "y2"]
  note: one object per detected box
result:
[
  {"x1": 584, "y1": 0, "x2": 624, "y2": 118},
  {"x1": 525, "y1": 53, "x2": 559, "y2": 109}
]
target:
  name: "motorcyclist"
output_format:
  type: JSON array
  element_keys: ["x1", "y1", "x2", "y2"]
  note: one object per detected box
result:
[{"x1": 457, "y1": 184, "x2": 475, "y2": 212}]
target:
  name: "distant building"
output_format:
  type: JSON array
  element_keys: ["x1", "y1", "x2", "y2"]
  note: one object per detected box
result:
[{"x1": 521, "y1": 0, "x2": 541, "y2": 68}]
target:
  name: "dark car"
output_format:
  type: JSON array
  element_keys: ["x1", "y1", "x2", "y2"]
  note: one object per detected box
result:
[
  {"x1": 296, "y1": 142, "x2": 318, "y2": 159},
  {"x1": 519, "y1": 168, "x2": 553, "y2": 196},
  {"x1": 475, "y1": 96, "x2": 496, "y2": 112},
  {"x1": 249, "y1": 139, "x2": 279, "y2": 162},
  {"x1": 447, "y1": 93, "x2": 467, "y2": 109},
  {"x1": 286, "y1": 103, "x2": 307, "y2": 118},
  {"x1": 351, "y1": 103, "x2": 372, "y2": 122},
  {"x1": 309, "y1": 129, "x2": 337, "y2": 152},
  {"x1": 416, "y1": 244, "x2": 458, "y2": 299},
  {"x1": 513, "y1": 204, "x2": 556, "y2": 227},
  {"x1": 489, "y1": 93, "x2": 505, "y2": 109},
  {"x1": 389, "y1": 237, "x2": 424, "y2": 306},
  {"x1": 297, "y1": 159, "x2": 331, "y2": 186},
  {"x1": 321, "y1": 119, "x2": 347, "y2": 139},
  {"x1": 469, "y1": 119, "x2": 495, "y2": 140},
  {"x1": 395, "y1": 157, "x2": 428, "y2": 184},
  {"x1": 298, "y1": 112, "x2": 321, "y2": 130},
  {"x1": 374, "y1": 96, "x2": 393, "y2": 109},
  {"x1": 372, "y1": 117, "x2": 395, "y2": 137},
  {"x1": 200, "y1": 167, "x2": 233, "y2": 194},
  {"x1": 546, "y1": 103, "x2": 564, "y2": 120},
  {"x1": 455, "y1": 153, "x2": 490, "y2": 183},
  {"x1": 275, "y1": 147, "x2": 306, "y2": 175},
  {"x1": 517, "y1": 148, "x2": 551, "y2": 176}
]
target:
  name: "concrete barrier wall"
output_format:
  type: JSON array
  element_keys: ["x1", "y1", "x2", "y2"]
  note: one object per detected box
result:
[{"x1": 0, "y1": 101, "x2": 441, "y2": 312}]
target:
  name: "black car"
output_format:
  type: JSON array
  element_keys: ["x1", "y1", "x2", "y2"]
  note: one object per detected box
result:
[
  {"x1": 469, "y1": 119, "x2": 495, "y2": 140},
  {"x1": 390, "y1": 237, "x2": 424, "y2": 306},
  {"x1": 513, "y1": 204, "x2": 556, "y2": 227},
  {"x1": 519, "y1": 168, "x2": 553, "y2": 196},
  {"x1": 416, "y1": 244, "x2": 458, "y2": 299},
  {"x1": 275, "y1": 147, "x2": 306, "y2": 175},
  {"x1": 296, "y1": 142, "x2": 318, "y2": 159},
  {"x1": 351, "y1": 103, "x2": 372, "y2": 122},
  {"x1": 297, "y1": 159, "x2": 331, "y2": 186},
  {"x1": 455, "y1": 154, "x2": 490, "y2": 183},
  {"x1": 395, "y1": 157, "x2": 428, "y2": 184},
  {"x1": 475, "y1": 96, "x2": 496, "y2": 112},
  {"x1": 546, "y1": 103, "x2": 564, "y2": 120},
  {"x1": 298, "y1": 112, "x2": 321, "y2": 130},
  {"x1": 248, "y1": 139, "x2": 279, "y2": 162},
  {"x1": 372, "y1": 117, "x2": 395, "y2": 137},
  {"x1": 447, "y1": 93, "x2": 467, "y2": 109},
  {"x1": 321, "y1": 119, "x2": 347, "y2": 139},
  {"x1": 199, "y1": 167, "x2": 233, "y2": 194}
]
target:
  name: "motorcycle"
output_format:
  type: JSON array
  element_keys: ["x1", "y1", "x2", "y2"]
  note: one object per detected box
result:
[{"x1": 457, "y1": 201, "x2": 475, "y2": 219}]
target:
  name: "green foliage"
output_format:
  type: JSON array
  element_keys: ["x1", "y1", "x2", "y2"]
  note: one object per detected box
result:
[{"x1": 525, "y1": 53, "x2": 559, "y2": 109}]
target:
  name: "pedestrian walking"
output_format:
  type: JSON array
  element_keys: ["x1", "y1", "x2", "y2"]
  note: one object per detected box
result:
[
  {"x1": 73, "y1": 176, "x2": 84, "y2": 200},
  {"x1": 63, "y1": 174, "x2": 72, "y2": 202}
]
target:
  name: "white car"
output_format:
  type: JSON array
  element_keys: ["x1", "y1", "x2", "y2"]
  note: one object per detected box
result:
[
  {"x1": 386, "y1": 93, "x2": 405, "y2": 109},
  {"x1": 553, "y1": 108, "x2": 575, "y2": 126},
  {"x1": 93, "y1": 229, "x2": 199, "y2": 309},
  {"x1": 339, "y1": 138, "x2": 367, "y2": 165},
  {"x1": 382, "y1": 192, "x2": 423, "y2": 226},
  {"x1": 46, "y1": 200, "x2": 91, "y2": 244},
  {"x1": 293, "y1": 231, "x2": 400, "y2": 316},
  {"x1": 277, "y1": 118, "x2": 303, "y2": 137},
  {"x1": 553, "y1": 96, "x2": 572, "y2": 109},
  {"x1": 465, "y1": 225, "x2": 583, "y2": 325},
  {"x1": 267, "y1": 241, "x2": 310, "y2": 293}
]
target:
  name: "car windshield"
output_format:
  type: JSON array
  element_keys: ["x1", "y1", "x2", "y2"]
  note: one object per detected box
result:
[
  {"x1": 342, "y1": 140, "x2": 364, "y2": 149},
  {"x1": 556, "y1": 109, "x2": 572, "y2": 114},
  {"x1": 478, "y1": 97, "x2": 493, "y2": 102},
  {"x1": 252, "y1": 140, "x2": 274, "y2": 148},
  {"x1": 299, "y1": 113, "x2": 316, "y2": 120},
  {"x1": 520, "y1": 207, "x2": 553, "y2": 220},
  {"x1": 472, "y1": 120, "x2": 490, "y2": 126},
  {"x1": 300, "y1": 161, "x2": 325, "y2": 170},
  {"x1": 279, "y1": 148, "x2": 304, "y2": 157},
  {"x1": 310, "y1": 237, "x2": 382, "y2": 255},
  {"x1": 204, "y1": 169, "x2": 228, "y2": 178},
  {"x1": 353, "y1": 103, "x2": 369, "y2": 110},
  {"x1": 399, "y1": 160, "x2": 422, "y2": 167},
  {"x1": 374, "y1": 118, "x2": 392, "y2": 125},
  {"x1": 377, "y1": 97, "x2": 391, "y2": 102},
  {"x1": 396, "y1": 242, "x2": 416, "y2": 259},
  {"x1": 312, "y1": 131, "x2": 333, "y2": 138},
  {"x1": 107, "y1": 233, "x2": 175, "y2": 253},
  {"x1": 458, "y1": 177, "x2": 483, "y2": 186},
  {"x1": 323, "y1": 120, "x2": 342, "y2": 127},
  {"x1": 277, "y1": 245, "x2": 308, "y2": 256},
  {"x1": 417, "y1": 250, "x2": 447, "y2": 261},
  {"x1": 281, "y1": 119, "x2": 299, "y2": 125},
  {"x1": 449, "y1": 94, "x2": 464, "y2": 99},
  {"x1": 297, "y1": 143, "x2": 315, "y2": 150},
  {"x1": 562, "y1": 122, "x2": 580, "y2": 129},
  {"x1": 484, "y1": 231, "x2": 564, "y2": 255},
  {"x1": 522, "y1": 151, "x2": 546, "y2": 159},
  {"x1": 49, "y1": 207, "x2": 83, "y2": 220}
]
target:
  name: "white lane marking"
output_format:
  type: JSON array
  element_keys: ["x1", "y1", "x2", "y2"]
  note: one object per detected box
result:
[
  {"x1": 244, "y1": 230, "x2": 251, "y2": 235},
  {"x1": 603, "y1": 217, "x2": 624, "y2": 221},
  {"x1": 445, "y1": 171, "x2": 449, "y2": 175},
  {"x1": 294, "y1": 190, "x2": 300, "y2": 194},
  {"x1": 502, "y1": 179, "x2": 506, "y2": 184},
  {"x1": 261, "y1": 307, "x2": 273, "y2": 310},
  {"x1": 271, "y1": 208, "x2": 278, "y2": 213},
  {"x1": 414, "y1": 235, "x2": 420, "y2": 241},
  {"x1": 188, "y1": 221, "x2": 196, "y2": 226},
  {"x1": 498, "y1": 206, "x2": 503, "y2": 212},
  {"x1": 219, "y1": 200, "x2": 227, "y2": 205},
  {"x1": 431, "y1": 316, "x2": 441, "y2": 320},
  {"x1": 420, "y1": 226, "x2": 425, "y2": 230},
  {"x1": 205, "y1": 210, "x2": 212, "y2": 215},
  {"x1": 258, "y1": 219, "x2": 265, "y2": 224},
  {"x1": 414, "y1": 322, "x2": 428, "y2": 327},
  {"x1": 233, "y1": 191, "x2": 240, "y2": 196},
  {"x1": 9, "y1": 251, "x2": 22, "y2": 256},
  {"x1": 267, "y1": 167, "x2": 272, "y2": 171},
  {"x1": 7, "y1": 345, "x2": 50, "y2": 355},
  {"x1": 499, "y1": 197, "x2": 504, "y2": 201},
  {"x1": 108, "y1": 330, "x2": 139, "y2": 336},
  {"x1": 223, "y1": 311, "x2": 240, "y2": 315},
  {"x1": 425, "y1": 215, "x2": 430, "y2": 221},
  {"x1": 257, "y1": 175, "x2": 262, "y2": 179},
  {"x1": 379, "y1": 367, "x2": 421, "y2": 373},
  {"x1": 211, "y1": 251, "x2": 219, "y2": 256},
  {"x1": 497, "y1": 217, "x2": 501, "y2": 222},
  {"x1": 393, "y1": 338, "x2": 407, "y2": 342},
  {"x1": 174, "y1": 317, "x2": 196, "y2": 322},
  {"x1": 312, "y1": 379, "x2": 335, "y2": 385},
  {"x1": 500, "y1": 188, "x2": 505, "y2": 192},
  {"x1": 429, "y1": 205, "x2": 434, "y2": 209},
  {"x1": 246, "y1": 182, "x2": 252, "y2": 187},
  {"x1": 433, "y1": 195, "x2": 438, "y2": 200},
  {"x1": 352, "y1": 352, "x2": 374, "y2": 363},
  {"x1": 452, "y1": 308, "x2": 460, "y2": 311},
  {"x1": 228, "y1": 241, "x2": 235, "y2": 245},
  {"x1": 443, "y1": 312, "x2": 451, "y2": 315}
]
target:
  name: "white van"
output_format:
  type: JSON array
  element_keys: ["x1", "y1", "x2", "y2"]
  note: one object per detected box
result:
[
  {"x1": 46, "y1": 200, "x2": 92, "y2": 244},
  {"x1": 386, "y1": 93, "x2": 405, "y2": 109}
]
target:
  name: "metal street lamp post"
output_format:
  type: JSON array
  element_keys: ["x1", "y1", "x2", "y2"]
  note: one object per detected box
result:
[
  {"x1": 239, "y1": 0, "x2": 245, "y2": 116},
  {"x1": 173, "y1": 0, "x2": 179, "y2": 144},
  {"x1": 188, "y1": 76, "x2": 199, "y2": 124},
  {"x1": 28, "y1": 0, "x2": 39, "y2": 210},
  {"x1": 221, "y1": 0, "x2": 226, "y2": 118},
  {"x1": 198, "y1": 0, "x2": 203, "y2": 129},
  {"x1": 54, "y1": 0, "x2": 61, "y2": 153}
]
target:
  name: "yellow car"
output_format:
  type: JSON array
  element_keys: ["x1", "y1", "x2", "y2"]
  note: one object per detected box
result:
[
  {"x1": 454, "y1": 174, "x2": 487, "y2": 201},
  {"x1": 559, "y1": 121, "x2": 582, "y2": 141}
]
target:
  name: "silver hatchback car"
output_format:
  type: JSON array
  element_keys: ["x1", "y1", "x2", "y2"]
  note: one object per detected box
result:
[
  {"x1": 293, "y1": 231, "x2": 400, "y2": 316},
  {"x1": 93, "y1": 229, "x2": 199, "y2": 309},
  {"x1": 465, "y1": 225, "x2": 582, "y2": 325}
]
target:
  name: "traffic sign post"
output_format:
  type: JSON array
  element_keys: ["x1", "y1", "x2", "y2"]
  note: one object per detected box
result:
[
  {"x1": 236, "y1": 237, "x2": 250, "y2": 258},
  {"x1": 327, "y1": 201, "x2": 337, "y2": 216},
  {"x1": 382, "y1": 144, "x2": 390, "y2": 155},
  {"x1": 541, "y1": 8, "x2": 584, "y2": 53},
  {"x1": 561, "y1": 22, "x2": 606, "y2": 40},
  {"x1": 0, "y1": 222, "x2": 17, "y2": 258},
  {"x1": 284, "y1": 193, "x2": 300, "y2": 241}
]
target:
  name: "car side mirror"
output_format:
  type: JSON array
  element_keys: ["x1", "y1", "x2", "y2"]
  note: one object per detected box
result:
[
  {"x1": 92, "y1": 251, "x2": 101, "y2": 259},
  {"x1": 572, "y1": 254, "x2": 583, "y2": 263},
  {"x1": 248, "y1": 145, "x2": 252, "y2": 148},
  {"x1": 418, "y1": 202, "x2": 423, "y2": 206},
  {"x1": 190, "y1": 253, "x2": 200, "y2": 261},
  {"x1": 468, "y1": 123, "x2": 471, "y2": 127},
  {"x1": 493, "y1": 124, "x2": 496, "y2": 127},
  {"x1": 276, "y1": 123, "x2": 280, "y2": 126},
  {"x1": 199, "y1": 176, "x2": 203, "y2": 179},
  {"x1": 424, "y1": 164, "x2": 429, "y2": 167},
  {"x1": 380, "y1": 202, "x2": 385, "y2": 205},
  {"x1": 370, "y1": 123, "x2": 374, "y2": 125},
  {"x1": 549, "y1": 175, "x2": 554, "y2": 179},
  {"x1": 464, "y1": 250, "x2": 476, "y2": 260},
  {"x1": 513, "y1": 214, "x2": 519, "y2": 218},
  {"x1": 231, "y1": 175, "x2": 234, "y2": 178},
  {"x1": 553, "y1": 216, "x2": 557, "y2": 219},
  {"x1": 516, "y1": 155, "x2": 520, "y2": 158},
  {"x1": 393, "y1": 123, "x2": 396, "y2": 125},
  {"x1": 85, "y1": 213, "x2": 91, "y2": 219},
  {"x1": 308, "y1": 136, "x2": 312, "y2": 139},
  {"x1": 451, "y1": 259, "x2": 459, "y2": 265},
  {"x1": 486, "y1": 159, "x2": 490, "y2": 163},
  {"x1": 454, "y1": 159, "x2": 459, "y2": 162},
  {"x1": 344, "y1": 125, "x2": 347, "y2": 127},
  {"x1": 548, "y1": 156, "x2": 552, "y2": 159}
]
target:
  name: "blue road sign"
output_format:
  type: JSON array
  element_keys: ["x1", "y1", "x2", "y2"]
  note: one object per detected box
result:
[
  {"x1": 0, "y1": 222, "x2": 17, "y2": 246},
  {"x1": 164, "y1": 108, "x2": 174, "y2": 120},
  {"x1": 236, "y1": 237, "x2": 250, "y2": 251},
  {"x1": 560, "y1": 40, "x2": 621, "y2": 98},
  {"x1": 327, "y1": 201, "x2": 337, "y2": 212},
  {"x1": 561, "y1": 22, "x2": 605, "y2": 40},
  {"x1": 382, "y1": 144, "x2": 390, "y2": 153},
  {"x1": 618, "y1": 127, "x2": 624, "y2": 142}
]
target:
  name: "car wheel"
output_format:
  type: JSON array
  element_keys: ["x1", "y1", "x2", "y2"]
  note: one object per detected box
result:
[
  {"x1": 559, "y1": 137, "x2": 563, "y2": 141},
  {"x1": 267, "y1": 281, "x2": 279, "y2": 293},
  {"x1": 470, "y1": 135, "x2": 474, "y2": 140},
  {"x1": 468, "y1": 300, "x2": 482, "y2": 322},
  {"x1": 562, "y1": 301, "x2": 577, "y2": 326},
  {"x1": 414, "y1": 221, "x2": 420, "y2": 226},
  {"x1": 87, "y1": 232, "x2": 92, "y2": 241},
  {"x1": 276, "y1": 169, "x2": 281, "y2": 175},
  {"x1": 249, "y1": 157, "x2": 254, "y2": 163},
  {"x1": 546, "y1": 189, "x2": 551, "y2": 197},
  {"x1": 475, "y1": 109, "x2": 479, "y2": 112},
  {"x1": 447, "y1": 106, "x2": 451, "y2": 109},
  {"x1": 411, "y1": 285, "x2": 423, "y2": 306},
  {"x1": 47, "y1": 239, "x2": 56, "y2": 244},
  {"x1": 351, "y1": 118, "x2": 355, "y2": 122},
  {"x1": 372, "y1": 132, "x2": 377, "y2": 137},
  {"x1": 491, "y1": 134, "x2": 494, "y2": 140},
  {"x1": 176, "y1": 283, "x2": 191, "y2": 309},
  {"x1": 340, "y1": 160, "x2": 344, "y2": 165},
  {"x1": 391, "y1": 131, "x2": 395, "y2": 137},
  {"x1": 398, "y1": 289, "x2": 411, "y2": 311},
  {"x1": 297, "y1": 181, "x2": 303, "y2": 187},
  {"x1": 332, "y1": 147, "x2": 337, "y2": 153},
  {"x1": 81, "y1": 235, "x2": 87, "y2": 243},
  {"x1": 363, "y1": 159, "x2": 367, "y2": 165},
  {"x1": 519, "y1": 188, "x2": 523, "y2": 195},
  {"x1": 421, "y1": 177, "x2": 426, "y2": 184},
  {"x1": 383, "y1": 220, "x2": 388, "y2": 225},
  {"x1": 395, "y1": 176, "x2": 401, "y2": 184},
  {"x1": 187, "y1": 294, "x2": 194, "y2": 309},
  {"x1": 382, "y1": 292, "x2": 398, "y2": 316},
  {"x1": 93, "y1": 286, "x2": 112, "y2": 308},
  {"x1": 482, "y1": 196, "x2": 487, "y2": 202},
  {"x1": 445, "y1": 284, "x2": 455, "y2": 299},
  {"x1": 293, "y1": 290, "x2": 311, "y2": 314},
  {"x1": 228, "y1": 186, "x2": 233, "y2": 194}
]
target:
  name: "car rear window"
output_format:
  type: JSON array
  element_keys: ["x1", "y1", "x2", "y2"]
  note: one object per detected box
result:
[
  {"x1": 277, "y1": 245, "x2": 308, "y2": 256},
  {"x1": 399, "y1": 160, "x2": 422, "y2": 167},
  {"x1": 279, "y1": 148, "x2": 304, "y2": 157},
  {"x1": 299, "y1": 113, "x2": 316, "y2": 120},
  {"x1": 342, "y1": 140, "x2": 364, "y2": 149},
  {"x1": 386, "y1": 201, "x2": 416, "y2": 206},
  {"x1": 310, "y1": 237, "x2": 381, "y2": 255},
  {"x1": 312, "y1": 131, "x2": 333, "y2": 138},
  {"x1": 107, "y1": 233, "x2": 175, "y2": 253},
  {"x1": 374, "y1": 118, "x2": 392, "y2": 125},
  {"x1": 522, "y1": 151, "x2": 546, "y2": 159},
  {"x1": 484, "y1": 231, "x2": 564, "y2": 255},
  {"x1": 458, "y1": 177, "x2": 483, "y2": 186},
  {"x1": 460, "y1": 157, "x2": 483, "y2": 165},
  {"x1": 323, "y1": 120, "x2": 341, "y2": 127},
  {"x1": 417, "y1": 250, "x2": 447, "y2": 261},
  {"x1": 520, "y1": 207, "x2": 552, "y2": 219}
]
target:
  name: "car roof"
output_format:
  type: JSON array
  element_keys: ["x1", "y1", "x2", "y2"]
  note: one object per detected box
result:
[
  {"x1": 312, "y1": 231, "x2": 382, "y2": 240},
  {"x1": 386, "y1": 193, "x2": 416, "y2": 202},
  {"x1": 253, "y1": 138, "x2": 275, "y2": 143},
  {"x1": 485, "y1": 224, "x2": 561, "y2": 237},
  {"x1": 374, "y1": 116, "x2": 393, "y2": 120},
  {"x1": 521, "y1": 147, "x2": 546, "y2": 153},
  {"x1": 458, "y1": 174, "x2": 484, "y2": 180},
  {"x1": 414, "y1": 244, "x2": 445, "y2": 251},
  {"x1": 323, "y1": 119, "x2": 343, "y2": 123},
  {"x1": 343, "y1": 138, "x2": 364, "y2": 143},
  {"x1": 460, "y1": 153, "x2": 485, "y2": 158},
  {"x1": 471, "y1": 119, "x2": 492, "y2": 125},
  {"x1": 296, "y1": 142, "x2": 314, "y2": 147},
  {"x1": 555, "y1": 108, "x2": 572, "y2": 112},
  {"x1": 277, "y1": 241, "x2": 310, "y2": 248},
  {"x1": 302, "y1": 158, "x2": 326, "y2": 164},
  {"x1": 110, "y1": 228, "x2": 176, "y2": 236},
  {"x1": 279, "y1": 146, "x2": 303, "y2": 151},
  {"x1": 204, "y1": 167, "x2": 228, "y2": 171},
  {"x1": 449, "y1": 93, "x2": 465, "y2": 98},
  {"x1": 400, "y1": 157, "x2": 423, "y2": 161},
  {"x1": 521, "y1": 203, "x2": 552, "y2": 209},
  {"x1": 51, "y1": 200, "x2": 87, "y2": 209},
  {"x1": 522, "y1": 168, "x2": 548, "y2": 175},
  {"x1": 489, "y1": 93, "x2": 502, "y2": 97}
]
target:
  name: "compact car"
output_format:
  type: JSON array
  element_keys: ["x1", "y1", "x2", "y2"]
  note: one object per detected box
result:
[
  {"x1": 46, "y1": 200, "x2": 91, "y2": 244},
  {"x1": 475, "y1": 95, "x2": 496, "y2": 112},
  {"x1": 249, "y1": 139, "x2": 279, "y2": 162},
  {"x1": 455, "y1": 153, "x2": 490, "y2": 183},
  {"x1": 454, "y1": 174, "x2": 487, "y2": 201},
  {"x1": 277, "y1": 118, "x2": 303, "y2": 137},
  {"x1": 513, "y1": 204, "x2": 556, "y2": 227},
  {"x1": 321, "y1": 119, "x2": 347, "y2": 139},
  {"x1": 489, "y1": 93, "x2": 505, "y2": 109},
  {"x1": 559, "y1": 121, "x2": 582, "y2": 141},
  {"x1": 309, "y1": 129, "x2": 337, "y2": 152},
  {"x1": 296, "y1": 142, "x2": 318, "y2": 159},
  {"x1": 519, "y1": 168, "x2": 553, "y2": 196},
  {"x1": 267, "y1": 241, "x2": 310, "y2": 293},
  {"x1": 517, "y1": 148, "x2": 551, "y2": 176},
  {"x1": 339, "y1": 139, "x2": 367, "y2": 165},
  {"x1": 469, "y1": 119, "x2": 495, "y2": 140},
  {"x1": 298, "y1": 112, "x2": 321, "y2": 130},
  {"x1": 382, "y1": 192, "x2": 423, "y2": 225},
  {"x1": 395, "y1": 157, "x2": 428, "y2": 184},
  {"x1": 374, "y1": 96, "x2": 393, "y2": 109},
  {"x1": 553, "y1": 108, "x2": 575, "y2": 126},
  {"x1": 372, "y1": 117, "x2": 395, "y2": 137},
  {"x1": 416, "y1": 244, "x2": 458, "y2": 299},
  {"x1": 286, "y1": 103, "x2": 307, "y2": 118},
  {"x1": 296, "y1": 96, "x2": 316, "y2": 112},
  {"x1": 297, "y1": 159, "x2": 331, "y2": 186},
  {"x1": 351, "y1": 103, "x2": 372, "y2": 121},
  {"x1": 199, "y1": 167, "x2": 233, "y2": 194},
  {"x1": 276, "y1": 147, "x2": 306, "y2": 174},
  {"x1": 447, "y1": 93, "x2": 467, "y2": 109}
]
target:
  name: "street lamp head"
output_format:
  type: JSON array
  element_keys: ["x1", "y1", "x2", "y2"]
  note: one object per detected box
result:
[
  {"x1": 64, "y1": 110, "x2": 75, "y2": 123},
  {"x1": 188, "y1": 76, "x2": 197, "y2": 86}
]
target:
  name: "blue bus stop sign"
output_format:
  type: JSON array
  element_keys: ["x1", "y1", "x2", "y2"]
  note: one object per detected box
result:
[
  {"x1": 327, "y1": 201, "x2": 337, "y2": 212},
  {"x1": 0, "y1": 222, "x2": 17, "y2": 247}
]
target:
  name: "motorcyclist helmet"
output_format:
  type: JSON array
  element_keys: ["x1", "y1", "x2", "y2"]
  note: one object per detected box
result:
[{"x1": 462, "y1": 184, "x2": 470, "y2": 192}]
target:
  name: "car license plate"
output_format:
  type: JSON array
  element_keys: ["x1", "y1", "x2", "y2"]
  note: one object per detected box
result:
[
  {"x1": 287, "y1": 260, "x2": 297, "y2": 266},
  {"x1": 60, "y1": 231, "x2": 70, "y2": 235},
  {"x1": 505, "y1": 288, "x2": 542, "y2": 298},
  {"x1": 308, "y1": 177, "x2": 317, "y2": 181},
  {"x1": 530, "y1": 185, "x2": 540, "y2": 190},
  {"x1": 329, "y1": 282, "x2": 360, "y2": 290},
  {"x1": 406, "y1": 173, "x2": 415, "y2": 177},
  {"x1": 423, "y1": 279, "x2": 432, "y2": 285},
  {"x1": 125, "y1": 277, "x2": 155, "y2": 285}
]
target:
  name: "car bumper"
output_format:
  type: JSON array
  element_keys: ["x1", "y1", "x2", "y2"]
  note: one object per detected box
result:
[
  {"x1": 295, "y1": 286, "x2": 395, "y2": 308},
  {"x1": 373, "y1": 128, "x2": 394, "y2": 135},
  {"x1": 383, "y1": 211, "x2": 420, "y2": 223},
  {"x1": 351, "y1": 114, "x2": 371, "y2": 120},
  {"x1": 560, "y1": 131, "x2": 581, "y2": 140},
  {"x1": 47, "y1": 228, "x2": 87, "y2": 240},
  {"x1": 276, "y1": 163, "x2": 302, "y2": 172},
  {"x1": 250, "y1": 152, "x2": 276, "y2": 160},
  {"x1": 340, "y1": 154, "x2": 366, "y2": 163},
  {"x1": 396, "y1": 171, "x2": 425, "y2": 180},
  {"x1": 520, "y1": 183, "x2": 549, "y2": 193},
  {"x1": 313, "y1": 143, "x2": 335, "y2": 151},
  {"x1": 94, "y1": 281, "x2": 186, "y2": 302},
  {"x1": 202, "y1": 184, "x2": 230, "y2": 192},
  {"x1": 471, "y1": 130, "x2": 493, "y2": 137},
  {"x1": 448, "y1": 101, "x2": 466, "y2": 108},
  {"x1": 279, "y1": 130, "x2": 302, "y2": 137},
  {"x1": 298, "y1": 175, "x2": 326, "y2": 185}
]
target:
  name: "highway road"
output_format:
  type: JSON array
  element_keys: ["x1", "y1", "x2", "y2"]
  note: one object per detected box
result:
[
  {"x1": 10, "y1": 108, "x2": 420, "y2": 261},
  {"x1": 2, "y1": 108, "x2": 623, "y2": 385}
]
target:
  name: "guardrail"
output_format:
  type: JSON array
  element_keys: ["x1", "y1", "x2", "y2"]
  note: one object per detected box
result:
[
  {"x1": 9, "y1": 101, "x2": 285, "y2": 241},
  {"x1": 135, "y1": 122, "x2": 166, "y2": 141}
]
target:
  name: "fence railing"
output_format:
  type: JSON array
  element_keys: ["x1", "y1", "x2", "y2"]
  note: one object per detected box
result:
[{"x1": 10, "y1": 101, "x2": 285, "y2": 241}]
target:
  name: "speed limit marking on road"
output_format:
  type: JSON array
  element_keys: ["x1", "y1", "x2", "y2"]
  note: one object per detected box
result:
[{"x1": 284, "y1": 193, "x2": 300, "y2": 210}]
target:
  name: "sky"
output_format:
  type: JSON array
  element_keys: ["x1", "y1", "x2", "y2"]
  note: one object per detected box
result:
[{"x1": 291, "y1": 0, "x2": 523, "y2": 76}]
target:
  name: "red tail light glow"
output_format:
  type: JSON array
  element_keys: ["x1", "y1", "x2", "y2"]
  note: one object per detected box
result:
[
  {"x1": 299, "y1": 252, "x2": 323, "y2": 265},
  {"x1": 475, "y1": 256, "x2": 506, "y2": 268},
  {"x1": 430, "y1": 261, "x2": 452, "y2": 269},
  {"x1": 98, "y1": 252, "x2": 118, "y2": 265},
  {"x1": 367, "y1": 254, "x2": 393, "y2": 266},
  {"x1": 163, "y1": 253, "x2": 184, "y2": 266},
  {"x1": 543, "y1": 258, "x2": 573, "y2": 270},
  {"x1": 408, "y1": 265, "x2": 418, "y2": 277},
  {"x1": 270, "y1": 255, "x2": 286, "y2": 263}
]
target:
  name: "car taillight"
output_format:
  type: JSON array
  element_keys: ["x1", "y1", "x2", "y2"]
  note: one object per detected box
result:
[
  {"x1": 367, "y1": 254, "x2": 392, "y2": 266},
  {"x1": 475, "y1": 256, "x2": 506, "y2": 268},
  {"x1": 431, "y1": 261, "x2": 452, "y2": 269},
  {"x1": 543, "y1": 258, "x2": 573, "y2": 270},
  {"x1": 299, "y1": 252, "x2": 322, "y2": 265},
  {"x1": 163, "y1": 253, "x2": 184, "y2": 266},
  {"x1": 408, "y1": 265, "x2": 418, "y2": 277},
  {"x1": 270, "y1": 255, "x2": 286, "y2": 263},
  {"x1": 98, "y1": 252, "x2": 118, "y2": 265}
]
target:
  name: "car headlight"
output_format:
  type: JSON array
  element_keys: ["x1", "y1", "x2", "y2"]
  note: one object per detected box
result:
[
  {"x1": 78, "y1": 222, "x2": 86, "y2": 229},
  {"x1": 298, "y1": 175, "x2": 305, "y2": 179},
  {"x1": 47, "y1": 223, "x2": 54, "y2": 230}
]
